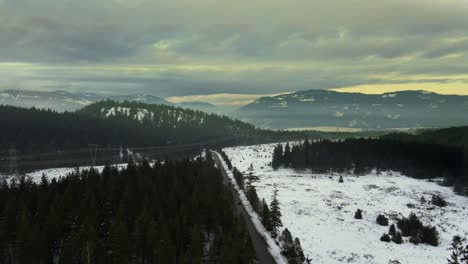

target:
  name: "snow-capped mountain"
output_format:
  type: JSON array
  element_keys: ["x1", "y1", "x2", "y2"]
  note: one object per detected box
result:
[
  {"x1": 0, "y1": 89, "x2": 95, "y2": 112},
  {"x1": 0, "y1": 89, "x2": 217, "y2": 112},
  {"x1": 236, "y1": 90, "x2": 468, "y2": 130}
]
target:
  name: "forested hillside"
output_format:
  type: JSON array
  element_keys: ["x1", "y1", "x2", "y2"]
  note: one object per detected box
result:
[
  {"x1": 382, "y1": 126, "x2": 468, "y2": 147},
  {"x1": 1, "y1": 102, "x2": 360, "y2": 172},
  {"x1": 0, "y1": 102, "x2": 250, "y2": 154},
  {"x1": 0, "y1": 154, "x2": 255, "y2": 263}
]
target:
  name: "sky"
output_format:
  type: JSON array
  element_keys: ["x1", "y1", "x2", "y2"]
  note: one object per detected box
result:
[{"x1": 1, "y1": 0, "x2": 468, "y2": 106}]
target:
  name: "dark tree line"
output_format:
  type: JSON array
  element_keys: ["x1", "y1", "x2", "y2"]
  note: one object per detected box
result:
[
  {"x1": 272, "y1": 138, "x2": 468, "y2": 195},
  {"x1": 0, "y1": 154, "x2": 256, "y2": 263}
]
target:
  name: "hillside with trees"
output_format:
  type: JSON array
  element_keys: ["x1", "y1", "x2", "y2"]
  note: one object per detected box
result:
[
  {"x1": 382, "y1": 126, "x2": 468, "y2": 148},
  {"x1": 0, "y1": 154, "x2": 255, "y2": 263},
  {"x1": 0, "y1": 102, "x2": 370, "y2": 172}
]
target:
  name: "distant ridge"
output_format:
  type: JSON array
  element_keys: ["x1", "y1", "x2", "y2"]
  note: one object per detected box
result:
[
  {"x1": 237, "y1": 89, "x2": 468, "y2": 130},
  {"x1": 0, "y1": 89, "x2": 217, "y2": 112}
]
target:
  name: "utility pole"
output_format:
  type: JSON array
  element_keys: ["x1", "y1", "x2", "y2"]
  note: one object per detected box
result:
[
  {"x1": 88, "y1": 144, "x2": 99, "y2": 168},
  {"x1": 86, "y1": 144, "x2": 99, "y2": 178},
  {"x1": 8, "y1": 147, "x2": 18, "y2": 176}
]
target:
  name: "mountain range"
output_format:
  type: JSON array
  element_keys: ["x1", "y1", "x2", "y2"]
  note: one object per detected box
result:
[
  {"x1": 236, "y1": 90, "x2": 468, "y2": 130},
  {"x1": 4, "y1": 89, "x2": 468, "y2": 131},
  {"x1": 0, "y1": 89, "x2": 217, "y2": 113}
]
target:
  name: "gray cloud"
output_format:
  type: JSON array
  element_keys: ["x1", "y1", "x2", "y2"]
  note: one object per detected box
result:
[{"x1": 1, "y1": 0, "x2": 468, "y2": 99}]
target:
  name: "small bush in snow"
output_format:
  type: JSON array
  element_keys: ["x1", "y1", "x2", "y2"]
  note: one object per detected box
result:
[
  {"x1": 420, "y1": 196, "x2": 427, "y2": 204},
  {"x1": 380, "y1": 233, "x2": 391, "y2": 242},
  {"x1": 354, "y1": 209, "x2": 363, "y2": 219},
  {"x1": 431, "y1": 195, "x2": 447, "y2": 207},
  {"x1": 376, "y1": 214, "x2": 389, "y2": 226}
]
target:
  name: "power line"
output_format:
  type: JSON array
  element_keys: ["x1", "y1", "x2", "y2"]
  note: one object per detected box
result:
[{"x1": 0, "y1": 137, "x2": 238, "y2": 169}]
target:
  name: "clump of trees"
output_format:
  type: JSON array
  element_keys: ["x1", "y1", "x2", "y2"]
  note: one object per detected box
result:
[
  {"x1": 379, "y1": 214, "x2": 439, "y2": 247},
  {"x1": 380, "y1": 224, "x2": 403, "y2": 245},
  {"x1": 397, "y1": 213, "x2": 439, "y2": 246},
  {"x1": 0, "y1": 155, "x2": 256, "y2": 263},
  {"x1": 279, "y1": 228, "x2": 306, "y2": 264}
]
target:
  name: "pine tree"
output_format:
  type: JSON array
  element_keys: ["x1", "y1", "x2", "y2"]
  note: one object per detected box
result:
[
  {"x1": 81, "y1": 221, "x2": 97, "y2": 264},
  {"x1": 284, "y1": 143, "x2": 291, "y2": 167},
  {"x1": 448, "y1": 236, "x2": 466, "y2": 264},
  {"x1": 272, "y1": 144, "x2": 284, "y2": 170},
  {"x1": 261, "y1": 199, "x2": 272, "y2": 232},
  {"x1": 462, "y1": 244, "x2": 468, "y2": 263},
  {"x1": 293, "y1": 237, "x2": 306, "y2": 264},
  {"x1": 269, "y1": 185, "x2": 283, "y2": 238},
  {"x1": 279, "y1": 228, "x2": 295, "y2": 258},
  {"x1": 110, "y1": 219, "x2": 129, "y2": 264},
  {"x1": 246, "y1": 186, "x2": 261, "y2": 214},
  {"x1": 392, "y1": 231, "x2": 403, "y2": 244},
  {"x1": 354, "y1": 209, "x2": 363, "y2": 220},
  {"x1": 190, "y1": 225, "x2": 203, "y2": 264},
  {"x1": 389, "y1": 224, "x2": 396, "y2": 237}
]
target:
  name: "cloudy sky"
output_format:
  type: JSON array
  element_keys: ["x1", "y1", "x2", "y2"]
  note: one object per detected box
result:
[{"x1": 1, "y1": 0, "x2": 468, "y2": 106}]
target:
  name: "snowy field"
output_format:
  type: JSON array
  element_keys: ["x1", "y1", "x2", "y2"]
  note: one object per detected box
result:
[{"x1": 224, "y1": 143, "x2": 468, "y2": 264}]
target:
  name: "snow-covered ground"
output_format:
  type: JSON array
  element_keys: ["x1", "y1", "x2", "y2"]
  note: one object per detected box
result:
[{"x1": 224, "y1": 143, "x2": 468, "y2": 264}]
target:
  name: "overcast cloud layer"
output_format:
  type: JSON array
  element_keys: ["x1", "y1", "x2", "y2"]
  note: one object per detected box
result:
[{"x1": 1, "y1": 0, "x2": 468, "y2": 105}]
